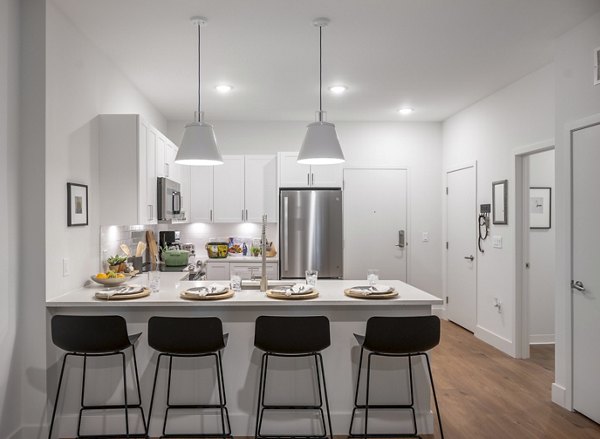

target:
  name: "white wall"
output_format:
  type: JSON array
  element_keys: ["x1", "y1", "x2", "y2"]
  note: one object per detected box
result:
[
  {"x1": 527, "y1": 149, "x2": 555, "y2": 344},
  {"x1": 553, "y1": 11, "x2": 600, "y2": 408},
  {"x1": 45, "y1": 0, "x2": 167, "y2": 300},
  {"x1": 0, "y1": 0, "x2": 23, "y2": 436},
  {"x1": 168, "y1": 120, "x2": 444, "y2": 297},
  {"x1": 443, "y1": 64, "x2": 555, "y2": 354}
]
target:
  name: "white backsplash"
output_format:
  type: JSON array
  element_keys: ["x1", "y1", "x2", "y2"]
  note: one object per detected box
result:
[{"x1": 100, "y1": 222, "x2": 279, "y2": 268}]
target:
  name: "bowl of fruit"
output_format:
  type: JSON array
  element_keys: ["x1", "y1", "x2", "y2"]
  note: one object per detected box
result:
[{"x1": 91, "y1": 271, "x2": 128, "y2": 286}]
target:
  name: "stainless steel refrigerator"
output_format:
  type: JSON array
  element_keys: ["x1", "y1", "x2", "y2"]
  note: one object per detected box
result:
[{"x1": 279, "y1": 189, "x2": 343, "y2": 279}]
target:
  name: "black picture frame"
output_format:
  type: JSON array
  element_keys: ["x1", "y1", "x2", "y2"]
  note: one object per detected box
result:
[
  {"x1": 67, "y1": 183, "x2": 88, "y2": 227},
  {"x1": 529, "y1": 187, "x2": 552, "y2": 229},
  {"x1": 492, "y1": 180, "x2": 508, "y2": 225}
]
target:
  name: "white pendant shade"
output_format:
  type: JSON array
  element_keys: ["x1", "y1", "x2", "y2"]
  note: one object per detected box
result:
[
  {"x1": 175, "y1": 120, "x2": 224, "y2": 166},
  {"x1": 297, "y1": 121, "x2": 345, "y2": 165}
]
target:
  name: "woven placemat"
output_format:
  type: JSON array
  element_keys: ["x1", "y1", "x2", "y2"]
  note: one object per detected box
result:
[
  {"x1": 344, "y1": 288, "x2": 398, "y2": 300},
  {"x1": 266, "y1": 290, "x2": 319, "y2": 300},
  {"x1": 180, "y1": 290, "x2": 235, "y2": 301},
  {"x1": 95, "y1": 288, "x2": 150, "y2": 301}
]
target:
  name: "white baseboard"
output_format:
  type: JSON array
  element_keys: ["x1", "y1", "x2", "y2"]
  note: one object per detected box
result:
[
  {"x1": 475, "y1": 325, "x2": 515, "y2": 357},
  {"x1": 552, "y1": 383, "x2": 569, "y2": 409},
  {"x1": 432, "y1": 305, "x2": 446, "y2": 319},
  {"x1": 529, "y1": 334, "x2": 555, "y2": 345}
]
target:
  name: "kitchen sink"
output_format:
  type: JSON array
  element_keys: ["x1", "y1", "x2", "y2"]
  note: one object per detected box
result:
[{"x1": 180, "y1": 271, "x2": 206, "y2": 281}]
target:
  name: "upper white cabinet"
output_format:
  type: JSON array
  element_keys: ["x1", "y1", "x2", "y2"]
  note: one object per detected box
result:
[
  {"x1": 245, "y1": 155, "x2": 277, "y2": 222},
  {"x1": 213, "y1": 156, "x2": 246, "y2": 223},
  {"x1": 278, "y1": 152, "x2": 343, "y2": 188},
  {"x1": 99, "y1": 114, "x2": 186, "y2": 226},
  {"x1": 189, "y1": 166, "x2": 214, "y2": 223},
  {"x1": 188, "y1": 154, "x2": 277, "y2": 224}
]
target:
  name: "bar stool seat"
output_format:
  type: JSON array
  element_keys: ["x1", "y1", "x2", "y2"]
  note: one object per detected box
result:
[
  {"x1": 146, "y1": 316, "x2": 231, "y2": 439},
  {"x1": 349, "y1": 316, "x2": 445, "y2": 439},
  {"x1": 48, "y1": 315, "x2": 146, "y2": 439},
  {"x1": 254, "y1": 315, "x2": 333, "y2": 439}
]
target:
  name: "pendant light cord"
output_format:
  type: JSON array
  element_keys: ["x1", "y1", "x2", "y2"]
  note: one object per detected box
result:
[
  {"x1": 319, "y1": 25, "x2": 323, "y2": 114},
  {"x1": 197, "y1": 22, "x2": 202, "y2": 116}
]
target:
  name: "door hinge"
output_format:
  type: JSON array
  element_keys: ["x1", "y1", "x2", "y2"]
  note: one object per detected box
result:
[
  {"x1": 446, "y1": 187, "x2": 448, "y2": 195},
  {"x1": 446, "y1": 241, "x2": 449, "y2": 249},
  {"x1": 525, "y1": 262, "x2": 530, "y2": 269}
]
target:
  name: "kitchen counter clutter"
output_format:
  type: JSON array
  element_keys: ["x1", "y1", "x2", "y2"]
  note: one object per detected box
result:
[{"x1": 46, "y1": 272, "x2": 442, "y2": 307}]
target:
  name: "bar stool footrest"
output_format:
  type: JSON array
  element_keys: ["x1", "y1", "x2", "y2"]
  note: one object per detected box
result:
[
  {"x1": 78, "y1": 434, "x2": 147, "y2": 439},
  {"x1": 261, "y1": 404, "x2": 323, "y2": 410},
  {"x1": 160, "y1": 434, "x2": 232, "y2": 439}
]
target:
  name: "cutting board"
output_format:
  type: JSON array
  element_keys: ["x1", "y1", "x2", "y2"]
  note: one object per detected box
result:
[{"x1": 146, "y1": 230, "x2": 159, "y2": 269}]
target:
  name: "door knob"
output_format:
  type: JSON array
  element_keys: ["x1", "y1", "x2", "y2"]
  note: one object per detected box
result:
[
  {"x1": 571, "y1": 280, "x2": 586, "y2": 292},
  {"x1": 464, "y1": 255, "x2": 475, "y2": 261}
]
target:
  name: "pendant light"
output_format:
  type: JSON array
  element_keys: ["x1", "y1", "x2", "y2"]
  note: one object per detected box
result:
[
  {"x1": 297, "y1": 18, "x2": 345, "y2": 165},
  {"x1": 175, "y1": 17, "x2": 224, "y2": 166}
]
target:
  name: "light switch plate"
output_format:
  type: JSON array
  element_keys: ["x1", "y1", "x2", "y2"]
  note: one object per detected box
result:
[
  {"x1": 492, "y1": 236, "x2": 503, "y2": 249},
  {"x1": 63, "y1": 258, "x2": 70, "y2": 277},
  {"x1": 422, "y1": 232, "x2": 429, "y2": 242}
]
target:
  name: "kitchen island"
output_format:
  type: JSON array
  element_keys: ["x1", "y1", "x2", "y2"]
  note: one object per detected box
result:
[{"x1": 46, "y1": 273, "x2": 443, "y2": 437}]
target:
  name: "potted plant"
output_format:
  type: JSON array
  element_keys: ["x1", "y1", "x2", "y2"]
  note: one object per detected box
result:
[{"x1": 107, "y1": 255, "x2": 128, "y2": 273}]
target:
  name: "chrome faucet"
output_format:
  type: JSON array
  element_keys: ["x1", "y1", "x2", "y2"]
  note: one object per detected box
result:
[{"x1": 260, "y1": 214, "x2": 268, "y2": 292}]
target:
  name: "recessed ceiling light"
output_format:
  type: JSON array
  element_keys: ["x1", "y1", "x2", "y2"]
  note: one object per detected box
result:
[
  {"x1": 215, "y1": 84, "x2": 234, "y2": 93},
  {"x1": 398, "y1": 107, "x2": 414, "y2": 115},
  {"x1": 329, "y1": 85, "x2": 348, "y2": 94}
]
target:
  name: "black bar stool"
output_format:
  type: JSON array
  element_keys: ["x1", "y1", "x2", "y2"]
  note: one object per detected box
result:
[
  {"x1": 146, "y1": 316, "x2": 231, "y2": 439},
  {"x1": 254, "y1": 315, "x2": 333, "y2": 439},
  {"x1": 48, "y1": 315, "x2": 146, "y2": 439},
  {"x1": 348, "y1": 316, "x2": 444, "y2": 439}
]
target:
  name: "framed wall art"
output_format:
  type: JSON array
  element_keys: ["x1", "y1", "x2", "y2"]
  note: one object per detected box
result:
[
  {"x1": 530, "y1": 187, "x2": 551, "y2": 229},
  {"x1": 492, "y1": 180, "x2": 508, "y2": 225},
  {"x1": 67, "y1": 183, "x2": 88, "y2": 226}
]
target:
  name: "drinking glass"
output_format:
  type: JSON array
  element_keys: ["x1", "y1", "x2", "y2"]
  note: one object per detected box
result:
[
  {"x1": 230, "y1": 271, "x2": 242, "y2": 292},
  {"x1": 305, "y1": 269, "x2": 318, "y2": 287},
  {"x1": 148, "y1": 269, "x2": 161, "y2": 294},
  {"x1": 367, "y1": 269, "x2": 380, "y2": 286}
]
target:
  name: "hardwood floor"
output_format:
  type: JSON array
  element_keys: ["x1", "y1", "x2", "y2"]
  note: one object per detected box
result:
[
  {"x1": 144, "y1": 320, "x2": 600, "y2": 439},
  {"x1": 422, "y1": 320, "x2": 600, "y2": 439}
]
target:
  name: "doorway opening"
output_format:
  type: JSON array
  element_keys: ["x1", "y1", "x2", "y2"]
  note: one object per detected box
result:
[{"x1": 514, "y1": 141, "x2": 555, "y2": 360}]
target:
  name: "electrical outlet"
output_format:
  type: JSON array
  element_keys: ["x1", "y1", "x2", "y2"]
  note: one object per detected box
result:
[
  {"x1": 422, "y1": 232, "x2": 429, "y2": 242},
  {"x1": 492, "y1": 235, "x2": 503, "y2": 249},
  {"x1": 63, "y1": 258, "x2": 70, "y2": 277}
]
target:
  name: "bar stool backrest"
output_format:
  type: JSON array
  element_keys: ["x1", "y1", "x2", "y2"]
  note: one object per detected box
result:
[
  {"x1": 51, "y1": 315, "x2": 131, "y2": 353},
  {"x1": 254, "y1": 315, "x2": 331, "y2": 354},
  {"x1": 364, "y1": 316, "x2": 441, "y2": 354},
  {"x1": 148, "y1": 316, "x2": 225, "y2": 355}
]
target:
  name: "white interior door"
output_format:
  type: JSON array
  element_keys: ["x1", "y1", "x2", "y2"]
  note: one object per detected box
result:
[
  {"x1": 343, "y1": 169, "x2": 407, "y2": 281},
  {"x1": 572, "y1": 122, "x2": 600, "y2": 423},
  {"x1": 446, "y1": 166, "x2": 477, "y2": 332}
]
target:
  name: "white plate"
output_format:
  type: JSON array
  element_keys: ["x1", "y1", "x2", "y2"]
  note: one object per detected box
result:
[{"x1": 349, "y1": 285, "x2": 394, "y2": 294}]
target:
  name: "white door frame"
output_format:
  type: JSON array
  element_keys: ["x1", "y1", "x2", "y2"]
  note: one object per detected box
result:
[
  {"x1": 444, "y1": 161, "x2": 478, "y2": 320},
  {"x1": 553, "y1": 113, "x2": 600, "y2": 411},
  {"x1": 512, "y1": 140, "x2": 555, "y2": 360},
  {"x1": 343, "y1": 167, "x2": 411, "y2": 284}
]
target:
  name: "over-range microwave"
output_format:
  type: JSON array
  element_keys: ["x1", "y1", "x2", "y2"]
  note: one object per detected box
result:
[{"x1": 157, "y1": 177, "x2": 184, "y2": 222}]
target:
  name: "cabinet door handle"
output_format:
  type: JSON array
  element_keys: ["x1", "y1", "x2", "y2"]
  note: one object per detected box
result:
[
  {"x1": 311, "y1": 173, "x2": 315, "y2": 186},
  {"x1": 245, "y1": 209, "x2": 248, "y2": 221},
  {"x1": 307, "y1": 173, "x2": 310, "y2": 186},
  {"x1": 210, "y1": 209, "x2": 213, "y2": 222},
  {"x1": 165, "y1": 163, "x2": 169, "y2": 177},
  {"x1": 283, "y1": 196, "x2": 289, "y2": 272}
]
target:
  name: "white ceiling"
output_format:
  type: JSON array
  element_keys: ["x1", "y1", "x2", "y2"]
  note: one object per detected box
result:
[{"x1": 53, "y1": 0, "x2": 600, "y2": 122}]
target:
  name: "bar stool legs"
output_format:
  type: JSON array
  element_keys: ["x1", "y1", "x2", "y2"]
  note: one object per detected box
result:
[
  {"x1": 146, "y1": 352, "x2": 232, "y2": 439},
  {"x1": 349, "y1": 349, "x2": 443, "y2": 439},
  {"x1": 255, "y1": 352, "x2": 333, "y2": 439},
  {"x1": 48, "y1": 350, "x2": 146, "y2": 439}
]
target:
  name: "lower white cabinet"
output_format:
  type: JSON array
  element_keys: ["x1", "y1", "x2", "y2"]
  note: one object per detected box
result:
[
  {"x1": 230, "y1": 263, "x2": 278, "y2": 280},
  {"x1": 205, "y1": 263, "x2": 230, "y2": 281},
  {"x1": 204, "y1": 261, "x2": 279, "y2": 281}
]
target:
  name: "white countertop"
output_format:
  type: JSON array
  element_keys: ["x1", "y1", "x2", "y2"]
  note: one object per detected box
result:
[{"x1": 46, "y1": 272, "x2": 442, "y2": 308}]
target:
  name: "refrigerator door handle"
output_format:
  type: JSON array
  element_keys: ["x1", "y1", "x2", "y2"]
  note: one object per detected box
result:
[{"x1": 283, "y1": 196, "x2": 289, "y2": 272}]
